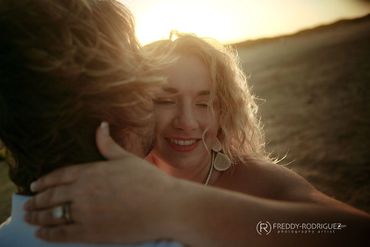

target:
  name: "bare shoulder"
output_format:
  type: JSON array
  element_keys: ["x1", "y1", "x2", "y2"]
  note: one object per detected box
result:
[
  {"x1": 248, "y1": 159, "x2": 315, "y2": 191},
  {"x1": 216, "y1": 158, "x2": 369, "y2": 216},
  {"x1": 252, "y1": 159, "x2": 318, "y2": 198},
  {"x1": 243, "y1": 159, "x2": 370, "y2": 216},
  {"x1": 216, "y1": 158, "x2": 316, "y2": 202}
]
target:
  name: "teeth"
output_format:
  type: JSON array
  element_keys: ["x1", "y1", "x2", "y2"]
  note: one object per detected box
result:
[{"x1": 169, "y1": 139, "x2": 197, "y2": 146}]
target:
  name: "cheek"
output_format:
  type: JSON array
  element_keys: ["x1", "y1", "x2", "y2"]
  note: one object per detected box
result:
[{"x1": 154, "y1": 109, "x2": 173, "y2": 135}]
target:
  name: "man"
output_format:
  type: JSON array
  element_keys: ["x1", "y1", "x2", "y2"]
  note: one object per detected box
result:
[
  {"x1": 0, "y1": 0, "x2": 180, "y2": 246},
  {"x1": 1, "y1": 1, "x2": 369, "y2": 247}
]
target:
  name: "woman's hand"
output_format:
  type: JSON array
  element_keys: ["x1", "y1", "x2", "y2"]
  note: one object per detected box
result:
[{"x1": 24, "y1": 122, "x2": 178, "y2": 244}]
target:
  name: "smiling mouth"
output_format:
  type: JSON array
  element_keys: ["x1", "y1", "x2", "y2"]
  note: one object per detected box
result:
[
  {"x1": 169, "y1": 139, "x2": 197, "y2": 145},
  {"x1": 166, "y1": 138, "x2": 200, "y2": 152}
]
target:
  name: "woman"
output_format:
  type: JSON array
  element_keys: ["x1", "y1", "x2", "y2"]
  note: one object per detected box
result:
[
  {"x1": 145, "y1": 35, "x2": 267, "y2": 187},
  {"x1": 143, "y1": 34, "x2": 352, "y2": 203},
  {"x1": 24, "y1": 35, "x2": 369, "y2": 246}
]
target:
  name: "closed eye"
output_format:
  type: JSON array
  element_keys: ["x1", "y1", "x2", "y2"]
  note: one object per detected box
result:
[
  {"x1": 153, "y1": 98, "x2": 176, "y2": 105},
  {"x1": 196, "y1": 102, "x2": 210, "y2": 108}
]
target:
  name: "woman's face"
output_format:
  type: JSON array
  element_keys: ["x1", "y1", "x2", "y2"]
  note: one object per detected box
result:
[{"x1": 152, "y1": 55, "x2": 219, "y2": 169}]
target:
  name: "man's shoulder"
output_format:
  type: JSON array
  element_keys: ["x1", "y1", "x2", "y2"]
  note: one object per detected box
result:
[
  {"x1": 0, "y1": 221, "x2": 182, "y2": 247},
  {"x1": 0, "y1": 217, "x2": 11, "y2": 228},
  {"x1": 0, "y1": 217, "x2": 11, "y2": 239},
  {"x1": 0, "y1": 216, "x2": 182, "y2": 247}
]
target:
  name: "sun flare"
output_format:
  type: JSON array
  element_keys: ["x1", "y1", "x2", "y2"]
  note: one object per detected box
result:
[
  {"x1": 122, "y1": 0, "x2": 370, "y2": 45},
  {"x1": 134, "y1": 1, "x2": 245, "y2": 45}
]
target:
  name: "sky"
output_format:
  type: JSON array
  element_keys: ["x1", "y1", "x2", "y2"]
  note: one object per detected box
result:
[{"x1": 120, "y1": 0, "x2": 370, "y2": 45}]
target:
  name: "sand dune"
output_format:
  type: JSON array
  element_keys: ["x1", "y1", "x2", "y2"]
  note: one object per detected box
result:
[{"x1": 235, "y1": 14, "x2": 370, "y2": 212}]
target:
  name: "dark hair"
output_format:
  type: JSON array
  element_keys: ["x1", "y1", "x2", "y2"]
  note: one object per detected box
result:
[{"x1": 0, "y1": 0, "x2": 162, "y2": 194}]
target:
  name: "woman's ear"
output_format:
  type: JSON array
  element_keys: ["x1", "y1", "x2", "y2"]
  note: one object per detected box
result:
[{"x1": 211, "y1": 137, "x2": 222, "y2": 152}]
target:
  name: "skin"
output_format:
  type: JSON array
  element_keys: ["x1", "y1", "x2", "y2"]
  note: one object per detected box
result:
[
  {"x1": 23, "y1": 124, "x2": 370, "y2": 246},
  {"x1": 23, "y1": 54, "x2": 370, "y2": 246},
  {"x1": 24, "y1": 123, "x2": 174, "y2": 243},
  {"x1": 149, "y1": 55, "x2": 219, "y2": 184}
]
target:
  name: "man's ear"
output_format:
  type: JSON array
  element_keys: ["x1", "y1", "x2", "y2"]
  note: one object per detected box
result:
[{"x1": 96, "y1": 122, "x2": 130, "y2": 160}]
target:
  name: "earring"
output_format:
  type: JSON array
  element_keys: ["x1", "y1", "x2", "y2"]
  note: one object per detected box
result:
[
  {"x1": 211, "y1": 138, "x2": 231, "y2": 171},
  {"x1": 213, "y1": 152, "x2": 231, "y2": 171},
  {"x1": 211, "y1": 138, "x2": 222, "y2": 152}
]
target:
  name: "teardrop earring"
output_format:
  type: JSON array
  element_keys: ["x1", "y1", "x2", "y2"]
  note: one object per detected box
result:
[
  {"x1": 213, "y1": 152, "x2": 231, "y2": 171},
  {"x1": 211, "y1": 138, "x2": 231, "y2": 171},
  {"x1": 211, "y1": 138, "x2": 222, "y2": 152}
]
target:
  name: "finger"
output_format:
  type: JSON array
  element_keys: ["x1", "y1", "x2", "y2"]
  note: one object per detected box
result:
[
  {"x1": 24, "y1": 185, "x2": 73, "y2": 211},
  {"x1": 96, "y1": 121, "x2": 130, "y2": 160},
  {"x1": 30, "y1": 165, "x2": 86, "y2": 193},
  {"x1": 25, "y1": 207, "x2": 67, "y2": 226},
  {"x1": 36, "y1": 224, "x2": 83, "y2": 243}
]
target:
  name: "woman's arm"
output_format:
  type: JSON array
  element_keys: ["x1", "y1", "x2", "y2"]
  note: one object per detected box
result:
[
  {"x1": 240, "y1": 158, "x2": 369, "y2": 217},
  {"x1": 25, "y1": 161, "x2": 369, "y2": 246},
  {"x1": 167, "y1": 178, "x2": 370, "y2": 247},
  {"x1": 24, "y1": 124, "x2": 370, "y2": 246}
]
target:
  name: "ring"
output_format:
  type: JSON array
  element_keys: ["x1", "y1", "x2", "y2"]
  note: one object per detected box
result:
[
  {"x1": 52, "y1": 205, "x2": 63, "y2": 219},
  {"x1": 52, "y1": 203, "x2": 73, "y2": 224},
  {"x1": 62, "y1": 203, "x2": 73, "y2": 224}
]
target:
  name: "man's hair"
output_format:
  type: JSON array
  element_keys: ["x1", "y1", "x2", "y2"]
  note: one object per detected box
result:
[
  {"x1": 145, "y1": 34, "x2": 269, "y2": 164},
  {"x1": 0, "y1": 0, "x2": 163, "y2": 194}
]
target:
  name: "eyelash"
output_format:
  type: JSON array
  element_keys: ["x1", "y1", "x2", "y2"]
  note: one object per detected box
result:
[
  {"x1": 196, "y1": 103, "x2": 209, "y2": 108},
  {"x1": 153, "y1": 99, "x2": 175, "y2": 105},
  {"x1": 154, "y1": 99, "x2": 210, "y2": 108}
]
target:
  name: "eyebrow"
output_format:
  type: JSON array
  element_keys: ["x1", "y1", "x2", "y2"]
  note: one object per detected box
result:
[
  {"x1": 198, "y1": 90, "x2": 210, "y2": 96},
  {"x1": 162, "y1": 87, "x2": 210, "y2": 96},
  {"x1": 162, "y1": 87, "x2": 178, "y2": 93}
]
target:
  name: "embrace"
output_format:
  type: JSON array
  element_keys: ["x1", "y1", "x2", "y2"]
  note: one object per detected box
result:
[{"x1": 0, "y1": 1, "x2": 369, "y2": 247}]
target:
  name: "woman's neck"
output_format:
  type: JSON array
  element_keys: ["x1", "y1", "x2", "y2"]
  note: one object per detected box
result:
[{"x1": 147, "y1": 152, "x2": 212, "y2": 184}]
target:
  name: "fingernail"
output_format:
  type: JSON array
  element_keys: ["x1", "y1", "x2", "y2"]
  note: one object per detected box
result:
[
  {"x1": 30, "y1": 181, "x2": 38, "y2": 192},
  {"x1": 100, "y1": 121, "x2": 108, "y2": 129}
]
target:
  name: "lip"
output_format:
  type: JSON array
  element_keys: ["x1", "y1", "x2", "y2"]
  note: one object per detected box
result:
[{"x1": 165, "y1": 137, "x2": 201, "y2": 152}]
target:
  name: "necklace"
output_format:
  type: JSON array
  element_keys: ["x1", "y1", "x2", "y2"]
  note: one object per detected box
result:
[
  {"x1": 204, "y1": 152, "x2": 215, "y2": 185},
  {"x1": 204, "y1": 151, "x2": 232, "y2": 185}
]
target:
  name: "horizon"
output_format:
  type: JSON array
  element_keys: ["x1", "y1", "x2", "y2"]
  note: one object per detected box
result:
[
  {"x1": 231, "y1": 13, "x2": 370, "y2": 45},
  {"x1": 121, "y1": 0, "x2": 370, "y2": 45}
]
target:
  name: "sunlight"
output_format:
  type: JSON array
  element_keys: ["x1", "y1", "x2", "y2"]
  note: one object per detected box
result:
[
  {"x1": 134, "y1": 1, "x2": 242, "y2": 45},
  {"x1": 122, "y1": 0, "x2": 370, "y2": 45}
]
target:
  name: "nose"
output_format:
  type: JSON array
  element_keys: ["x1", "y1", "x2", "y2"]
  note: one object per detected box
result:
[{"x1": 172, "y1": 104, "x2": 199, "y2": 131}]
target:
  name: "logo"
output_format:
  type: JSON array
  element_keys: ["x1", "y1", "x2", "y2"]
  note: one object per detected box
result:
[
  {"x1": 256, "y1": 221, "x2": 272, "y2": 235},
  {"x1": 256, "y1": 221, "x2": 347, "y2": 235}
]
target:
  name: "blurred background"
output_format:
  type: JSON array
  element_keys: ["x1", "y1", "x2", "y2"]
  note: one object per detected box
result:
[{"x1": 1, "y1": 0, "x2": 370, "y2": 223}]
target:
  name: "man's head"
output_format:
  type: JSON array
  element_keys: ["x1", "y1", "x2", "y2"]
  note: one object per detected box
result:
[{"x1": 0, "y1": 0, "x2": 162, "y2": 194}]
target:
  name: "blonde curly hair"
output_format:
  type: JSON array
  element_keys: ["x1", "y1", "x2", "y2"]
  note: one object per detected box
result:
[{"x1": 144, "y1": 34, "x2": 269, "y2": 164}]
